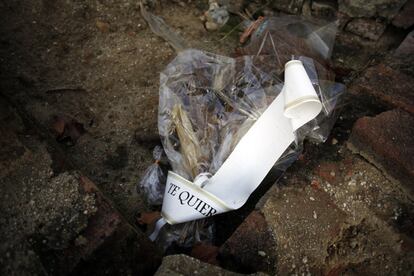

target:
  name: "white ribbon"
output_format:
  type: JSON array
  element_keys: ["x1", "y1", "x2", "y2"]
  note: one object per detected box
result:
[{"x1": 150, "y1": 60, "x2": 322, "y2": 240}]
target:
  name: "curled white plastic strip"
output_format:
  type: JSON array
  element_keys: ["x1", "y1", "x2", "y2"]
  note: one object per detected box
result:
[{"x1": 153, "y1": 60, "x2": 321, "y2": 236}]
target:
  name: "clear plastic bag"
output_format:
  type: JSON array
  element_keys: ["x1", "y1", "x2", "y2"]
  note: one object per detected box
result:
[
  {"x1": 139, "y1": 146, "x2": 166, "y2": 205},
  {"x1": 140, "y1": 15, "x2": 345, "y2": 248},
  {"x1": 240, "y1": 16, "x2": 338, "y2": 64},
  {"x1": 158, "y1": 53, "x2": 344, "y2": 181}
]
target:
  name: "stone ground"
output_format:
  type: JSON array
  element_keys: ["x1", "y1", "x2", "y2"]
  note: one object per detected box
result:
[{"x1": 0, "y1": 0, "x2": 413, "y2": 275}]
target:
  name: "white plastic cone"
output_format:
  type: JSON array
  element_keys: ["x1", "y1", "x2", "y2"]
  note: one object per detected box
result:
[{"x1": 283, "y1": 60, "x2": 322, "y2": 123}]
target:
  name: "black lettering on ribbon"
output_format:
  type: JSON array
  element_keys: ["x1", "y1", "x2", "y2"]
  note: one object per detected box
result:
[
  {"x1": 177, "y1": 190, "x2": 218, "y2": 218},
  {"x1": 167, "y1": 183, "x2": 180, "y2": 196},
  {"x1": 178, "y1": 191, "x2": 190, "y2": 205}
]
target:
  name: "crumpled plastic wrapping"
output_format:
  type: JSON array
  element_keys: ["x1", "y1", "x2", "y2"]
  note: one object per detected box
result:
[
  {"x1": 158, "y1": 51, "x2": 344, "y2": 181},
  {"x1": 240, "y1": 16, "x2": 337, "y2": 62},
  {"x1": 139, "y1": 146, "x2": 166, "y2": 205},
  {"x1": 139, "y1": 15, "x2": 345, "y2": 249},
  {"x1": 156, "y1": 219, "x2": 215, "y2": 251}
]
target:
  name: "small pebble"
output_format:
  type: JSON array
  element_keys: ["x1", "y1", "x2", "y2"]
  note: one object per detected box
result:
[
  {"x1": 348, "y1": 179, "x2": 357, "y2": 186},
  {"x1": 350, "y1": 240, "x2": 358, "y2": 248},
  {"x1": 302, "y1": 256, "x2": 308, "y2": 263},
  {"x1": 258, "y1": 250, "x2": 266, "y2": 257}
]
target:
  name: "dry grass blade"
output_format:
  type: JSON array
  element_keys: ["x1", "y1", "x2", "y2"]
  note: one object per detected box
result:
[{"x1": 171, "y1": 105, "x2": 201, "y2": 179}]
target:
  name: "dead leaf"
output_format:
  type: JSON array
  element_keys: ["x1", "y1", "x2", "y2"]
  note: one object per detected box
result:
[
  {"x1": 190, "y1": 242, "x2": 219, "y2": 265},
  {"x1": 52, "y1": 115, "x2": 86, "y2": 145},
  {"x1": 240, "y1": 16, "x2": 265, "y2": 44},
  {"x1": 96, "y1": 20, "x2": 110, "y2": 32},
  {"x1": 79, "y1": 176, "x2": 98, "y2": 193},
  {"x1": 137, "y1": 211, "x2": 161, "y2": 225},
  {"x1": 311, "y1": 179, "x2": 321, "y2": 190},
  {"x1": 52, "y1": 116, "x2": 65, "y2": 136}
]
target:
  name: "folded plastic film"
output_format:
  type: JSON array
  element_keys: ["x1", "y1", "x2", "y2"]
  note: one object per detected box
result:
[
  {"x1": 139, "y1": 146, "x2": 166, "y2": 205},
  {"x1": 138, "y1": 14, "x2": 345, "y2": 247},
  {"x1": 139, "y1": 2, "x2": 188, "y2": 52}
]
